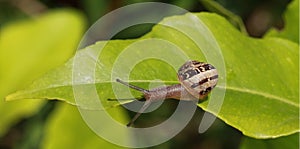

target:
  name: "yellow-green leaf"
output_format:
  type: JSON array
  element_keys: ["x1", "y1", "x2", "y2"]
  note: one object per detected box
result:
[
  {"x1": 0, "y1": 9, "x2": 85, "y2": 136},
  {"x1": 6, "y1": 12, "x2": 299, "y2": 139}
]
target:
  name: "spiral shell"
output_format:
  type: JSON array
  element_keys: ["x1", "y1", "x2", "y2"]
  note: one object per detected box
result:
[{"x1": 178, "y1": 60, "x2": 218, "y2": 99}]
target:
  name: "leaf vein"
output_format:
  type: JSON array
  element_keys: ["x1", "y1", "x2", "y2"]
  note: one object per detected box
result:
[{"x1": 219, "y1": 86, "x2": 299, "y2": 108}]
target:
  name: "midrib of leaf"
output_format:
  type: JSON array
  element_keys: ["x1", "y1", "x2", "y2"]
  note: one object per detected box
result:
[
  {"x1": 7, "y1": 80, "x2": 298, "y2": 108},
  {"x1": 5, "y1": 80, "x2": 178, "y2": 100}
]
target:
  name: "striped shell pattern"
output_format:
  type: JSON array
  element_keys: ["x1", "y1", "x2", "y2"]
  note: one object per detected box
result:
[{"x1": 178, "y1": 60, "x2": 218, "y2": 99}]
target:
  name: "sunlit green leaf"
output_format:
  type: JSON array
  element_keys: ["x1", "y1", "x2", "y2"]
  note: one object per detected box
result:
[{"x1": 6, "y1": 12, "x2": 299, "y2": 139}]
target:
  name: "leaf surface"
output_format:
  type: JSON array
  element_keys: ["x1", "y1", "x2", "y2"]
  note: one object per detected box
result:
[{"x1": 6, "y1": 12, "x2": 299, "y2": 138}]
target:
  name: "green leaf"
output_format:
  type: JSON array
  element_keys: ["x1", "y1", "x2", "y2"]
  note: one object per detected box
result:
[
  {"x1": 0, "y1": 100, "x2": 44, "y2": 136},
  {"x1": 240, "y1": 133, "x2": 299, "y2": 149},
  {"x1": 41, "y1": 103, "x2": 129, "y2": 149},
  {"x1": 6, "y1": 12, "x2": 299, "y2": 139},
  {"x1": 0, "y1": 9, "x2": 86, "y2": 136},
  {"x1": 265, "y1": 0, "x2": 299, "y2": 43}
]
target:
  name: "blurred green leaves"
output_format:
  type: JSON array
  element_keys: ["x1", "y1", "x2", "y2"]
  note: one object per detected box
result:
[
  {"x1": 0, "y1": 9, "x2": 85, "y2": 137},
  {"x1": 240, "y1": 133, "x2": 299, "y2": 149},
  {"x1": 266, "y1": 0, "x2": 299, "y2": 43},
  {"x1": 200, "y1": 0, "x2": 247, "y2": 35},
  {"x1": 41, "y1": 103, "x2": 128, "y2": 149}
]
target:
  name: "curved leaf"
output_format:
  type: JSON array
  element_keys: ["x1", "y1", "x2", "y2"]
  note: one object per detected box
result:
[{"x1": 5, "y1": 12, "x2": 299, "y2": 138}]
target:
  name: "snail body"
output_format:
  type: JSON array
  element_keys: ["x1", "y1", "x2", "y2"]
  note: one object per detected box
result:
[{"x1": 116, "y1": 60, "x2": 218, "y2": 127}]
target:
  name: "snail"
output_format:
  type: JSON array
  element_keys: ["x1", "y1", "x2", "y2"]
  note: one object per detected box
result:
[{"x1": 116, "y1": 60, "x2": 218, "y2": 127}]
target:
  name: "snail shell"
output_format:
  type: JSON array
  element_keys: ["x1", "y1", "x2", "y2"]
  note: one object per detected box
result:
[{"x1": 178, "y1": 60, "x2": 218, "y2": 99}]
